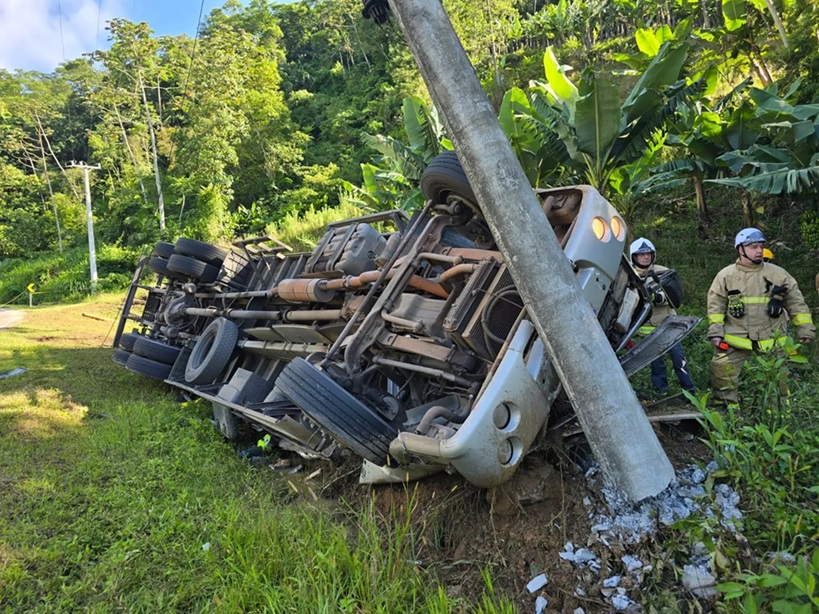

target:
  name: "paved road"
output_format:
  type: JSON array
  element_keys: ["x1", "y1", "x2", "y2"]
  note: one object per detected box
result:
[{"x1": 0, "y1": 309, "x2": 24, "y2": 330}]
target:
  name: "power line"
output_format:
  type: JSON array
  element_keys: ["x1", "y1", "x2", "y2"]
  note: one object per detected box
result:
[
  {"x1": 168, "y1": 0, "x2": 207, "y2": 166},
  {"x1": 57, "y1": 0, "x2": 66, "y2": 61},
  {"x1": 95, "y1": 0, "x2": 102, "y2": 53},
  {"x1": 181, "y1": 0, "x2": 207, "y2": 96}
]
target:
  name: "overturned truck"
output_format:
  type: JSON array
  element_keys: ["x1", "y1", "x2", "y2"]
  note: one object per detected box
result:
[{"x1": 112, "y1": 152, "x2": 697, "y2": 487}]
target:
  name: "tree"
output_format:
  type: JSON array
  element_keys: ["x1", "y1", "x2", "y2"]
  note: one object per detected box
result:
[
  {"x1": 639, "y1": 80, "x2": 759, "y2": 227},
  {"x1": 172, "y1": 3, "x2": 303, "y2": 239}
]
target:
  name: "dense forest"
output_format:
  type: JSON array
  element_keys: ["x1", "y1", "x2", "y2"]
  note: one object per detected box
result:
[{"x1": 0, "y1": 0, "x2": 818, "y2": 298}]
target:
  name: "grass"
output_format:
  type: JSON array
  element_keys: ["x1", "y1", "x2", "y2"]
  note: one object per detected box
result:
[{"x1": 0, "y1": 295, "x2": 510, "y2": 613}]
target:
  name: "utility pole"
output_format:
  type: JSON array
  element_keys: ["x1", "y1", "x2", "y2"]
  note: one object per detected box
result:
[
  {"x1": 69, "y1": 161, "x2": 101, "y2": 291},
  {"x1": 383, "y1": 0, "x2": 674, "y2": 502}
]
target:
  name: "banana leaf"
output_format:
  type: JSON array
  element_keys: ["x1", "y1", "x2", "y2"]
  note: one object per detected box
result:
[
  {"x1": 361, "y1": 133, "x2": 425, "y2": 181},
  {"x1": 542, "y1": 47, "x2": 578, "y2": 105},
  {"x1": 402, "y1": 97, "x2": 443, "y2": 163},
  {"x1": 707, "y1": 166, "x2": 819, "y2": 194},
  {"x1": 575, "y1": 73, "x2": 620, "y2": 161}
]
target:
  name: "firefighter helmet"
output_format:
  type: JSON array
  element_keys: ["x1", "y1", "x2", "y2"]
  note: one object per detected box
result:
[
  {"x1": 629, "y1": 237, "x2": 656, "y2": 266},
  {"x1": 734, "y1": 227, "x2": 766, "y2": 248}
]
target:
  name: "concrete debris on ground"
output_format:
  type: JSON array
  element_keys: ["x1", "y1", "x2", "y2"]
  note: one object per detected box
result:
[
  {"x1": 767, "y1": 551, "x2": 796, "y2": 564},
  {"x1": 588, "y1": 462, "x2": 743, "y2": 545},
  {"x1": 533, "y1": 463, "x2": 743, "y2": 612},
  {"x1": 682, "y1": 563, "x2": 718, "y2": 598},
  {"x1": 526, "y1": 573, "x2": 548, "y2": 593},
  {"x1": 610, "y1": 589, "x2": 636, "y2": 610},
  {"x1": 621, "y1": 554, "x2": 644, "y2": 573},
  {"x1": 559, "y1": 542, "x2": 602, "y2": 571}
]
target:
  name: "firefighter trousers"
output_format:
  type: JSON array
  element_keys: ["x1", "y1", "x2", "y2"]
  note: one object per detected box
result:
[
  {"x1": 710, "y1": 343, "x2": 789, "y2": 404},
  {"x1": 710, "y1": 346, "x2": 748, "y2": 404}
]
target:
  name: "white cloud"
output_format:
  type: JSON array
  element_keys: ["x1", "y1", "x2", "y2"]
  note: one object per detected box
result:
[{"x1": 0, "y1": 0, "x2": 126, "y2": 73}]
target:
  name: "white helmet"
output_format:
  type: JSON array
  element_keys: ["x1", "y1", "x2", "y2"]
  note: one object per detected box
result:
[
  {"x1": 629, "y1": 237, "x2": 656, "y2": 267},
  {"x1": 629, "y1": 237, "x2": 656, "y2": 258},
  {"x1": 734, "y1": 227, "x2": 766, "y2": 248}
]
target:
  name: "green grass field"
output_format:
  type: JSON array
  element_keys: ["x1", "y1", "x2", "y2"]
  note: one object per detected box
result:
[{"x1": 0, "y1": 296, "x2": 511, "y2": 613}]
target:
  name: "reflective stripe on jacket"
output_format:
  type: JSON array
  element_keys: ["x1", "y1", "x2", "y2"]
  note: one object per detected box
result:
[{"x1": 706, "y1": 260, "x2": 815, "y2": 344}]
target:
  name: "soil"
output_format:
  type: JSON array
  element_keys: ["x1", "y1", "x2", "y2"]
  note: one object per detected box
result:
[{"x1": 276, "y1": 396, "x2": 712, "y2": 613}]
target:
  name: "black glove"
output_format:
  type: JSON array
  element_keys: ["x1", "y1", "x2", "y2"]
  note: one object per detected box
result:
[
  {"x1": 767, "y1": 285, "x2": 788, "y2": 318},
  {"x1": 652, "y1": 289, "x2": 666, "y2": 305},
  {"x1": 727, "y1": 290, "x2": 745, "y2": 318},
  {"x1": 645, "y1": 277, "x2": 665, "y2": 305}
]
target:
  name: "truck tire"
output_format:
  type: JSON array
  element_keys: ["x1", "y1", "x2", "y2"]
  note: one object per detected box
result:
[
  {"x1": 118, "y1": 332, "x2": 142, "y2": 351},
  {"x1": 174, "y1": 238, "x2": 227, "y2": 267},
  {"x1": 152, "y1": 241, "x2": 176, "y2": 259},
  {"x1": 167, "y1": 254, "x2": 220, "y2": 284},
  {"x1": 112, "y1": 348, "x2": 131, "y2": 366},
  {"x1": 185, "y1": 318, "x2": 239, "y2": 384},
  {"x1": 132, "y1": 336, "x2": 181, "y2": 365},
  {"x1": 277, "y1": 357, "x2": 396, "y2": 465},
  {"x1": 420, "y1": 150, "x2": 477, "y2": 206},
  {"x1": 125, "y1": 353, "x2": 172, "y2": 380},
  {"x1": 149, "y1": 256, "x2": 174, "y2": 278}
]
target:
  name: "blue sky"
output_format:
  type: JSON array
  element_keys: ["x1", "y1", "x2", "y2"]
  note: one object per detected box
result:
[{"x1": 0, "y1": 0, "x2": 294, "y2": 74}]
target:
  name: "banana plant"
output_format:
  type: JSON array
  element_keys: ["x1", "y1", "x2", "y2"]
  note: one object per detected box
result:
[
  {"x1": 501, "y1": 41, "x2": 697, "y2": 197},
  {"x1": 637, "y1": 83, "x2": 760, "y2": 226},
  {"x1": 642, "y1": 80, "x2": 818, "y2": 227},
  {"x1": 610, "y1": 21, "x2": 690, "y2": 71},
  {"x1": 707, "y1": 84, "x2": 819, "y2": 195}
]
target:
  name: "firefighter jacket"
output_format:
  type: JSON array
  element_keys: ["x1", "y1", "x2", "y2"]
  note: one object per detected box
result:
[
  {"x1": 707, "y1": 259, "x2": 815, "y2": 350},
  {"x1": 633, "y1": 263, "x2": 676, "y2": 332}
]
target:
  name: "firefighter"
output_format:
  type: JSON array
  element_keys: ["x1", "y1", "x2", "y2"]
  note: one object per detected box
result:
[
  {"x1": 707, "y1": 228, "x2": 815, "y2": 404},
  {"x1": 763, "y1": 248, "x2": 774, "y2": 262},
  {"x1": 630, "y1": 238, "x2": 696, "y2": 394}
]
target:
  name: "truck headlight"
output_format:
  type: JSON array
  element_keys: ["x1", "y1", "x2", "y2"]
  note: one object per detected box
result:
[
  {"x1": 592, "y1": 217, "x2": 610, "y2": 242},
  {"x1": 610, "y1": 216, "x2": 625, "y2": 241}
]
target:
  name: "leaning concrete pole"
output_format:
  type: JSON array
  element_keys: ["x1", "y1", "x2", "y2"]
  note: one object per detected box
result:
[{"x1": 389, "y1": 0, "x2": 673, "y2": 501}]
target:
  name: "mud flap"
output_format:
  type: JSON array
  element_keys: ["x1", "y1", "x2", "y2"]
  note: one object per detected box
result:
[{"x1": 618, "y1": 315, "x2": 701, "y2": 376}]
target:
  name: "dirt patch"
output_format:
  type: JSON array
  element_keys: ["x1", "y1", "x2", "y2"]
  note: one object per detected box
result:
[{"x1": 295, "y1": 414, "x2": 712, "y2": 613}]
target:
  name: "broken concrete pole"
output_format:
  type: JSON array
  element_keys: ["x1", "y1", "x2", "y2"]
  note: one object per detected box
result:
[{"x1": 389, "y1": 0, "x2": 673, "y2": 501}]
